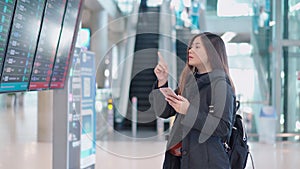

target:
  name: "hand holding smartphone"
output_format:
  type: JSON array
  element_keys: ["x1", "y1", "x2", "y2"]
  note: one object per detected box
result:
[
  {"x1": 159, "y1": 87, "x2": 179, "y2": 99},
  {"x1": 160, "y1": 87, "x2": 189, "y2": 114}
]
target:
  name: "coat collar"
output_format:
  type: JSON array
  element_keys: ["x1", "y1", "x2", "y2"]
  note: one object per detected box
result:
[{"x1": 194, "y1": 69, "x2": 227, "y2": 87}]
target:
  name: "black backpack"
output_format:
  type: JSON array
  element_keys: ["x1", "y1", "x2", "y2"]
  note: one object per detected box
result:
[{"x1": 225, "y1": 101, "x2": 255, "y2": 169}]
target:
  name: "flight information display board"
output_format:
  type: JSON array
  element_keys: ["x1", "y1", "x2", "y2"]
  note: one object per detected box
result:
[
  {"x1": 0, "y1": 0, "x2": 16, "y2": 78},
  {"x1": 0, "y1": 0, "x2": 46, "y2": 92},
  {"x1": 50, "y1": 0, "x2": 82, "y2": 89},
  {"x1": 29, "y1": 0, "x2": 67, "y2": 90}
]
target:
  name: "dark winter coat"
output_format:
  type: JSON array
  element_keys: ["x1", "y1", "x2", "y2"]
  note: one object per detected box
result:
[{"x1": 150, "y1": 70, "x2": 235, "y2": 169}]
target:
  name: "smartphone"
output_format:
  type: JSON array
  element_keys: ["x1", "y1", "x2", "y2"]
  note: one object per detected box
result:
[{"x1": 159, "y1": 87, "x2": 178, "y2": 98}]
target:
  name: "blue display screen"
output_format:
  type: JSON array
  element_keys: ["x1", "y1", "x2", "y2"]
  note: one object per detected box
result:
[{"x1": 0, "y1": 0, "x2": 46, "y2": 92}]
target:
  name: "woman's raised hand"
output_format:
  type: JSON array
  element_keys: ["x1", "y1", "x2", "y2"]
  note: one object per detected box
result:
[{"x1": 154, "y1": 52, "x2": 169, "y2": 87}]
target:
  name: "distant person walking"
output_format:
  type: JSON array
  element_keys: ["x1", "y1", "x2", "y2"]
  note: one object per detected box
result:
[
  {"x1": 171, "y1": 0, "x2": 185, "y2": 28},
  {"x1": 140, "y1": 0, "x2": 148, "y2": 12},
  {"x1": 252, "y1": 1, "x2": 259, "y2": 34},
  {"x1": 190, "y1": 0, "x2": 200, "y2": 33},
  {"x1": 258, "y1": 6, "x2": 269, "y2": 28}
]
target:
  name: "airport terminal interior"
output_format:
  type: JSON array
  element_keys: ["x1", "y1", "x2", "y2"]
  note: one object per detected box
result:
[{"x1": 0, "y1": 0, "x2": 300, "y2": 168}]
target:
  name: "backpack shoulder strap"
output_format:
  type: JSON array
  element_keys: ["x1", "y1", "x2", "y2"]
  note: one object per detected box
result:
[
  {"x1": 210, "y1": 77, "x2": 238, "y2": 144},
  {"x1": 249, "y1": 152, "x2": 256, "y2": 169},
  {"x1": 236, "y1": 100, "x2": 240, "y2": 112}
]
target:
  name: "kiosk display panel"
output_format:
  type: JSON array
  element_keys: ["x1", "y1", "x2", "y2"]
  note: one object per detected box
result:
[
  {"x1": 29, "y1": 0, "x2": 67, "y2": 90},
  {"x1": 50, "y1": 0, "x2": 82, "y2": 89},
  {"x1": 0, "y1": 0, "x2": 16, "y2": 80},
  {"x1": 0, "y1": 0, "x2": 46, "y2": 92}
]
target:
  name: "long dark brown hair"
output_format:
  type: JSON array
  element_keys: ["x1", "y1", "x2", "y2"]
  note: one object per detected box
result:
[{"x1": 177, "y1": 32, "x2": 235, "y2": 94}]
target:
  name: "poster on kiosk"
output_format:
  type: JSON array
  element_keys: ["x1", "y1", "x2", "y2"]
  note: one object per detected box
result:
[
  {"x1": 80, "y1": 50, "x2": 96, "y2": 169},
  {"x1": 68, "y1": 47, "x2": 82, "y2": 169}
]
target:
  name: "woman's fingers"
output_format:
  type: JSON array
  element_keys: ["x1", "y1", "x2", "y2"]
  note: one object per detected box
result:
[
  {"x1": 166, "y1": 95, "x2": 189, "y2": 115},
  {"x1": 157, "y1": 63, "x2": 167, "y2": 72},
  {"x1": 167, "y1": 93, "x2": 180, "y2": 101},
  {"x1": 166, "y1": 96, "x2": 181, "y2": 105},
  {"x1": 154, "y1": 64, "x2": 161, "y2": 72},
  {"x1": 165, "y1": 98, "x2": 177, "y2": 108},
  {"x1": 155, "y1": 64, "x2": 167, "y2": 74},
  {"x1": 154, "y1": 53, "x2": 169, "y2": 85},
  {"x1": 158, "y1": 52, "x2": 167, "y2": 65},
  {"x1": 166, "y1": 97, "x2": 182, "y2": 113},
  {"x1": 160, "y1": 63, "x2": 168, "y2": 72},
  {"x1": 158, "y1": 52, "x2": 168, "y2": 70},
  {"x1": 155, "y1": 52, "x2": 168, "y2": 78}
]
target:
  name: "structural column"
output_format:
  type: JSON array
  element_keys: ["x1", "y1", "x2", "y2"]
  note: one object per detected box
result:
[
  {"x1": 271, "y1": 0, "x2": 283, "y2": 131},
  {"x1": 37, "y1": 91, "x2": 53, "y2": 142},
  {"x1": 53, "y1": 87, "x2": 70, "y2": 169},
  {"x1": 90, "y1": 9, "x2": 108, "y2": 88}
]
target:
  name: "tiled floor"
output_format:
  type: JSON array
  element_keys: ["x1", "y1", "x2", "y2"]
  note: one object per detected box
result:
[{"x1": 0, "y1": 93, "x2": 300, "y2": 169}]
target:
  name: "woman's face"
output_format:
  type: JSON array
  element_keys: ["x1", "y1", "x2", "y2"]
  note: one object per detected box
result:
[{"x1": 188, "y1": 37, "x2": 210, "y2": 70}]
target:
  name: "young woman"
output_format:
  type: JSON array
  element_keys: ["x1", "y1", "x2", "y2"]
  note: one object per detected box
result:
[{"x1": 150, "y1": 32, "x2": 236, "y2": 169}]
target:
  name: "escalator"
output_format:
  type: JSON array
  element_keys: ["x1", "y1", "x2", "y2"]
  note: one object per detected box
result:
[
  {"x1": 253, "y1": 28, "x2": 272, "y2": 70},
  {"x1": 120, "y1": 6, "x2": 161, "y2": 130},
  {"x1": 251, "y1": 27, "x2": 272, "y2": 101}
]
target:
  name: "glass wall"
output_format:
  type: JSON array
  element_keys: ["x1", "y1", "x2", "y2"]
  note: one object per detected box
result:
[
  {"x1": 224, "y1": 0, "x2": 300, "y2": 141},
  {"x1": 288, "y1": 0, "x2": 300, "y2": 40},
  {"x1": 280, "y1": 0, "x2": 300, "y2": 141},
  {"x1": 226, "y1": 43, "x2": 262, "y2": 135},
  {"x1": 282, "y1": 46, "x2": 300, "y2": 141}
]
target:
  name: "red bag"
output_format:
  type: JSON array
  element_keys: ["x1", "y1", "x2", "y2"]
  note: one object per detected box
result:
[{"x1": 169, "y1": 142, "x2": 182, "y2": 156}]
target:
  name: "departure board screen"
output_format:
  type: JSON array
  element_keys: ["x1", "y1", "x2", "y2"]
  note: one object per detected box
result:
[
  {"x1": 0, "y1": 0, "x2": 46, "y2": 92},
  {"x1": 50, "y1": 0, "x2": 82, "y2": 89},
  {"x1": 0, "y1": 0, "x2": 16, "y2": 77},
  {"x1": 29, "y1": 0, "x2": 67, "y2": 90}
]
